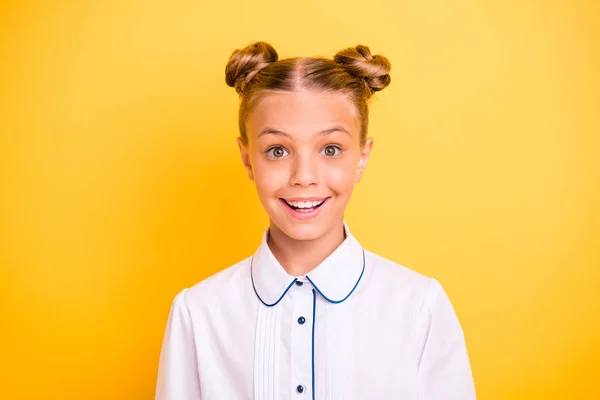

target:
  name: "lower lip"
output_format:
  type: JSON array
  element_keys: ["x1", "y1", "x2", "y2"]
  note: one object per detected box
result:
[{"x1": 281, "y1": 198, "x2": 330, "y2": 220}]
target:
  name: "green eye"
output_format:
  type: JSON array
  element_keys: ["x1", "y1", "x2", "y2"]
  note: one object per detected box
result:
[
  {"x1": 267, "y1": 146, "x2": 288, "y2": 158},
  {"x1": 322, "y1": 145, "x2": 341, "y2": 157}
]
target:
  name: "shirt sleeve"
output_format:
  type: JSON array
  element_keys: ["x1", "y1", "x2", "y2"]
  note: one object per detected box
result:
[
  {"x1": 156, "y1": 288, "x2": 202, "y2": 400},
  {"x1": 416, "y1": 278, "x2": 477, "y2": 399}
]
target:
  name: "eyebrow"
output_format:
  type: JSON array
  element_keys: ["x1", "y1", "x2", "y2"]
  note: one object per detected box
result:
[{"x1": 257, "y1": 127, "x2": 352, "y2": 138}]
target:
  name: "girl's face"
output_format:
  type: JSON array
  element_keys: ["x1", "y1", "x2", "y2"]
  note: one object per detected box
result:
[{"x1": 238, "y1": 90, "x2": 372, "y2": 242}]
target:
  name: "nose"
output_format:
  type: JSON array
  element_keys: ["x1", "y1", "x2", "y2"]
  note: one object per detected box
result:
[{"x1": 289, "y1": 152, "x2": 319, "y2": 187}]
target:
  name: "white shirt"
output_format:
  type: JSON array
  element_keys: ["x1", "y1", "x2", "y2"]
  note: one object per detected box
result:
[{"x1": 156, "y1": 222, "x2": 476, "y2": 399}]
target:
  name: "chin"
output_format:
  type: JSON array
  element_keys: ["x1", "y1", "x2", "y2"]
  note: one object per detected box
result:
[{"x1": 271, "y1": 217, "x2": 330, "y2": 242}]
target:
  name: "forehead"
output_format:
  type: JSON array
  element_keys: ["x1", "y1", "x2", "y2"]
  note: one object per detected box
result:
[{"x1": 247, "y1": 90, "x2": 360, "y2": 138}]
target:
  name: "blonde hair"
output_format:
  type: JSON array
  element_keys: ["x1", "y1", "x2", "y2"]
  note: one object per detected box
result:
[{"x1": 225, "y1": 42, "x2": 391, "y2": 146}]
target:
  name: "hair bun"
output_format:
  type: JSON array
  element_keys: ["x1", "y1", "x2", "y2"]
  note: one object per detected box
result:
[
  {"x1": 334, "y1": 45, "x2": 391, "y2": 93},
  {"x1": 225, "y1": 42, "x2": 278, "y2": 94}
]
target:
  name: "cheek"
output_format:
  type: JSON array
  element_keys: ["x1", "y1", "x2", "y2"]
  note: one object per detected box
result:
[
  {"x1": 252, "y1": 160, "x2": 287, "y2": 197},
  {"x1": 326, "y1": 159, "x2": 357, "y2": 193}
]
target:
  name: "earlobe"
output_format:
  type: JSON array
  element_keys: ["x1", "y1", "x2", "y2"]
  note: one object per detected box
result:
[
  {"x1": 237, "y1": 137, "x2": 255, "y2": 182},
  {"x1": 356, "y1": 164, "x2": 365, "y2": 183}
]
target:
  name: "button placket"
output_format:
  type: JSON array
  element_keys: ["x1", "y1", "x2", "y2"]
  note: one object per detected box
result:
[{"x1": 289, "y1": 285, "x2": 313, "y2": 397}]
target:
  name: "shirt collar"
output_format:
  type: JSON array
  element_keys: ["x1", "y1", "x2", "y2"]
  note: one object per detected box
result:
[{"x1": 250, "y1": 221, "x2": 365, "y2": 306}]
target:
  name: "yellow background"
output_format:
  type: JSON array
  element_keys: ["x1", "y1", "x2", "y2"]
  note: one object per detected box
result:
[{"x1": 1, "y1": 0, "x2": 599, "y2": 399}]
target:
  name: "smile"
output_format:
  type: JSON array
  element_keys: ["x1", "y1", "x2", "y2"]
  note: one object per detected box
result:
[
  {"x1": 280, "y1": 197, "x2": 330, "y2": 219},
  {"x1": 284, "y1": 199, "x2": 325, "y2": 209}
]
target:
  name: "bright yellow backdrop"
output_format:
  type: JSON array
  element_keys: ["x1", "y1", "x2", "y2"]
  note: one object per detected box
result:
[{"x1": 1, "y1": 0, "x2": 599, "y2": 399}]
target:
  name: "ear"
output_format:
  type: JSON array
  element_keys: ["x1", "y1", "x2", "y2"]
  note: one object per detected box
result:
[
  {"x1": 356, "y1": 136, "x2": 373, "y2": 183},
  {"x1": 237, "y1": 137, "x2": 255, "y2": 181}
]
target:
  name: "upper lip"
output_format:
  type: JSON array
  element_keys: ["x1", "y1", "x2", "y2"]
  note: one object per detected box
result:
[{"x1": 282, "y1": 197, "x2": 329, "y2": 202}]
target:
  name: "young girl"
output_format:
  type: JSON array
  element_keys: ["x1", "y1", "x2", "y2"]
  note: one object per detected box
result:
[{"x1": 156, "y1": 42, "x2": 476, "y2": 400}]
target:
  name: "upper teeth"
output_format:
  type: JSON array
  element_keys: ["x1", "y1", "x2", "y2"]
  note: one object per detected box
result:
[{"x1": 287, "y1": 200, "x2": 324, "y2": 208}]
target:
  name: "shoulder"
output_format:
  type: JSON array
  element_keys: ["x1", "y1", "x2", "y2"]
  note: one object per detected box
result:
[
  {"x1": 363, "y1": 249, "x2": 450, "y2": 306},
  {"x1": 363, "y1": 249, "x2": 456, "y2": 320},
  {"x1": 177, "y1": 256, "x2": 252, "y2": 308},
  {"x1": 364, "y1": 249, "x2": 431, "y2": 292}
]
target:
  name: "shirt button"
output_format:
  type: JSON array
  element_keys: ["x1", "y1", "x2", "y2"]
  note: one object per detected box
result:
[
  {"x1": 297, "y1": 316, "x2": 306, "y2": 325},
  {"x1": 295, "y1": 281, "x2": 303, "y2": 286},
  {"x1": 297, "y1": 385, "x2": 304, "y2": 393}
]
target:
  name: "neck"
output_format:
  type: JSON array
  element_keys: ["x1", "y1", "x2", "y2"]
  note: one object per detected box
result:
[{"x1": 267, "y1": 221, "x2": 347, "y2": 277}]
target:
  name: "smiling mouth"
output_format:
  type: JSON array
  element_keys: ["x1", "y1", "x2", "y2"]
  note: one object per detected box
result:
[{"x1": 281, "y1": 198, "x2": 329, "y2": 212}]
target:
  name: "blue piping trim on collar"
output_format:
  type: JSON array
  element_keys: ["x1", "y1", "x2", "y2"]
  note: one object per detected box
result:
[
  {"x1": 306, "y1": 248, "x2": 366, "y2": 304},
  {"x1": 251, "y1": 247, "x2": 366, "y2": 307},
  {"x1": 250, "y1": 256, "x2": 297, "y2": 307}
]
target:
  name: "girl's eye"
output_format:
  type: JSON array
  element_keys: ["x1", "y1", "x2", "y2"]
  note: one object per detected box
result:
[
  {"x1": 266, "y1": 146, "x2": 288, "y2": 159},
  {"x1": 322, "y1": 145, "x2": 341, "y2": 157}
]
